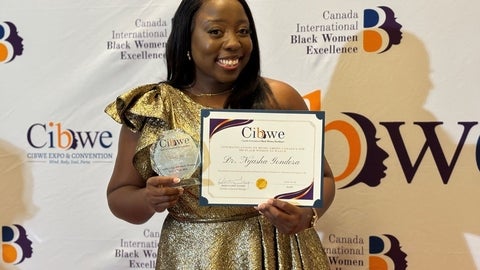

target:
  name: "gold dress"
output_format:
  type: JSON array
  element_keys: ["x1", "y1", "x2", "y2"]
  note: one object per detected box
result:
[{"x1": 105, "y1": 83, "x2": 330, "y2": 270}]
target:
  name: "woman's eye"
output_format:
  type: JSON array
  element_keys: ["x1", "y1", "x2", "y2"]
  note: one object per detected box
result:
[
  {"x1": 238, "y1": 28, "x2": 251, "y2": 36},
  {"x1": 208, "y1": 29, "x2": 222, "y2": 36}
]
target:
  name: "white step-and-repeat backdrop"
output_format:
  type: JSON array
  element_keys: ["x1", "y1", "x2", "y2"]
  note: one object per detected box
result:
[{"x1": 1, "y1": 0, "x2": 479, "y2": 269}]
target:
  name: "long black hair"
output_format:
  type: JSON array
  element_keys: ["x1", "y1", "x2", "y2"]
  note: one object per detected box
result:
[{"x1": 164, "y1": 0, "x2": 274, "y2": 109}]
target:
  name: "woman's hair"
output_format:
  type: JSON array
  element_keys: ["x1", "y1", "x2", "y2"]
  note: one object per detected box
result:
[{"x1": 164, "y1": 0, "x2": 274, "y2": 109}]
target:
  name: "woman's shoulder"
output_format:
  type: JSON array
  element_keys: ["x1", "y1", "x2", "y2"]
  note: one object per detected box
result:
[
  {"x1": 104, "y1": 82, "x2": 182, "y2": 129},
  {"x1": 108, "y1": 82, "x2": 181, "y2": 107},
  {"x1": 263, "y1": 77, "x2": 308, "y2": 110}
]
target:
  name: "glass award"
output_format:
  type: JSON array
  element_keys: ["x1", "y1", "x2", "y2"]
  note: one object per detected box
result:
[{"x1": 150, "y1": 129, "x2": 200, "y2": 187}]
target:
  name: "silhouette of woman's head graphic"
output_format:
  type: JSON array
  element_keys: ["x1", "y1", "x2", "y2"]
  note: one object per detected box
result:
[{"x1": 341, "y1": 112, "x2": 389, "y2": 188}]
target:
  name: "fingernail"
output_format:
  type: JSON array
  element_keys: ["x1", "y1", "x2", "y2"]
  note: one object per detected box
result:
[{"x1": 173, "y1": 177, "x2": 181, "y2": 183}]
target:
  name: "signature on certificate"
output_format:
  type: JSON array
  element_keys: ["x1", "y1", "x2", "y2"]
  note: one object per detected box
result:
[{"x1": 218, "y1": 176, "x2": 249, "y2": 187}]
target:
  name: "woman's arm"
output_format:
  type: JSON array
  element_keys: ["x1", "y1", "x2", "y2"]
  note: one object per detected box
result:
[
  {"x1": 255, "y1": 78, "x2": 336, "y2": 234},
  {"x1": 106, "y1": 125, "x2": 183, "y2": 224}
]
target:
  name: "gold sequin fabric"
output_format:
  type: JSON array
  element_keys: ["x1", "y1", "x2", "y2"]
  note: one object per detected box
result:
[{"x1": 105, "y1": 83, "x2": 330, "y2": 270}]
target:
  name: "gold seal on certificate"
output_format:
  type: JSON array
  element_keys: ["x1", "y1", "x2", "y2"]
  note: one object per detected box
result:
[
  {"x1": 150, "y1": 129, "x2": 200, "y2": 187},
  {"x1": 256, "y1": 178, "x2": 268, "y2": 190}
]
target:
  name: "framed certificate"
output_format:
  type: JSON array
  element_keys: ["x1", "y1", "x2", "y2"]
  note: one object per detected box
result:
[{"x1": 199, "y1": 109, "x2": 325, "y2": 207}]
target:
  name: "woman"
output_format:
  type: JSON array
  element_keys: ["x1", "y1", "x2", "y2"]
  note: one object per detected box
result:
[{"x1": 105, "y1": 0, "x2": 335, "y2": 269}]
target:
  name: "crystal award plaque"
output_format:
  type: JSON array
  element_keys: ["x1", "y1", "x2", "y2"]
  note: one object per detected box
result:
[{"x1": 150, "y1": 129, "x2": 200, "y2": 187}]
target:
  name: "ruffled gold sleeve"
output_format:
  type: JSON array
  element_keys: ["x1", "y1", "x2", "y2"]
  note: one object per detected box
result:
[
  {"x1": 104, "y1": 83, "x2": 166, "y2": 132},
  {"x1": 104, "y1": 83, "x2": 203, "y2": 180}
]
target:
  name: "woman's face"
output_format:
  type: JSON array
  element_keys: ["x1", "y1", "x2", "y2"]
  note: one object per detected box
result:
[{"x1": 190, "y1": 0, "x2": 253, "y2": 88}]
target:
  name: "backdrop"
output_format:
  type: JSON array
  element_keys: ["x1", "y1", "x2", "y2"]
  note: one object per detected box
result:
[{"x1": 1, "y1": 0, "x2": 479, "y2": 269}]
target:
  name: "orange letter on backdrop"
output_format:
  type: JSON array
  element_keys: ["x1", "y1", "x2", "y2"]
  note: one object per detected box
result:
[
  {"x1": 303, "y1": 90, "x2": 361, "y2": 182},
  {"x1": 363, "y1": 29, "x2": 383, "y2": 52},
  {"x1": 303, "y1": 90, "x2": 321, "y2": 111}
]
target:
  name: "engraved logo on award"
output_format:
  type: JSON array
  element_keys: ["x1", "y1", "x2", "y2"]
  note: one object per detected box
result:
[{"x1": 150, "y1": 129, "x2": 200, "y2": 187}]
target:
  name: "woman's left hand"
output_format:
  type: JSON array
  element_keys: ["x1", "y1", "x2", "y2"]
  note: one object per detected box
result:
[{"x1": 255, "y1": 199, "x2": 314, "y2": 234}]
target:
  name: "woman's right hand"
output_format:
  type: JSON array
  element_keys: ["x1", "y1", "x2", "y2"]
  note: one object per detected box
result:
[
  {"x1": 145, "y1": 176, "x2": 184, "y2": 213},
  {"x1": 107, "y1": 125, "x2": 185, "y2": 224}
]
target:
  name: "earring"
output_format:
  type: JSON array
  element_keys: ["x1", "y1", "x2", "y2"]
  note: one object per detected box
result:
[{"x1": 187, "y1": 51, "x2": 192, "y2": 61}]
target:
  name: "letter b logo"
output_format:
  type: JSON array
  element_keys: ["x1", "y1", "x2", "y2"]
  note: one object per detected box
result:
[
  {"x1": 0, "y1": 22, "x2": 23, "y2": 63},
  {"x1": 369, "y1": 234, "x2": 407, "y2": 270},
  {"x1": 1, "y1": 225, "x2": 32, "y2": 264},
  {"x1": 363, "y1": 7, "x2": 402, "y2": 53}
]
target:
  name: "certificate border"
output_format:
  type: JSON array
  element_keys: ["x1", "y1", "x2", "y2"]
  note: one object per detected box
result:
[{"x1": 199, "y1": 109, "x2": 325, "y2": 207}]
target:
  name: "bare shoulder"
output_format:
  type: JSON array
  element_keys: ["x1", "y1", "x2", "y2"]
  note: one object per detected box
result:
[{"x1": 264, "y1": 77, "x2": 308, "y2": 110}]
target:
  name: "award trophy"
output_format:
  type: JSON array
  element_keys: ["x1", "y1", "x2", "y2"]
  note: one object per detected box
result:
[{"x1": 150, "y1": 129, "x2": 200, "y2": 187}]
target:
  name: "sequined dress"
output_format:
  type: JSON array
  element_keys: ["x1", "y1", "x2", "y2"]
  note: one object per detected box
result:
[{"x1": 105, "y1": 83, "x2": 330, "y2": 270}]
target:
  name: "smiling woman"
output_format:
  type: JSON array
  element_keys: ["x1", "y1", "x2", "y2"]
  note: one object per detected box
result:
[
  {"x1": 188, "y1": 0, "x2": 253, "y2": 94},
  {"x1": 104, "y1": 0, "x2": 335, "y2": 269}
]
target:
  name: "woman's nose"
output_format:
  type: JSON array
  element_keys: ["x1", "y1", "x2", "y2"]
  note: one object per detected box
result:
[{"x1": 223, "y1": 32, "x2": 241, "y2": 50}]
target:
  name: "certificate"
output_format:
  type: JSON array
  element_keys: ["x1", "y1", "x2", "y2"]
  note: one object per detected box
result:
[{"x1": 199, "y1": 109, "x2": 325, "y2": 207}]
